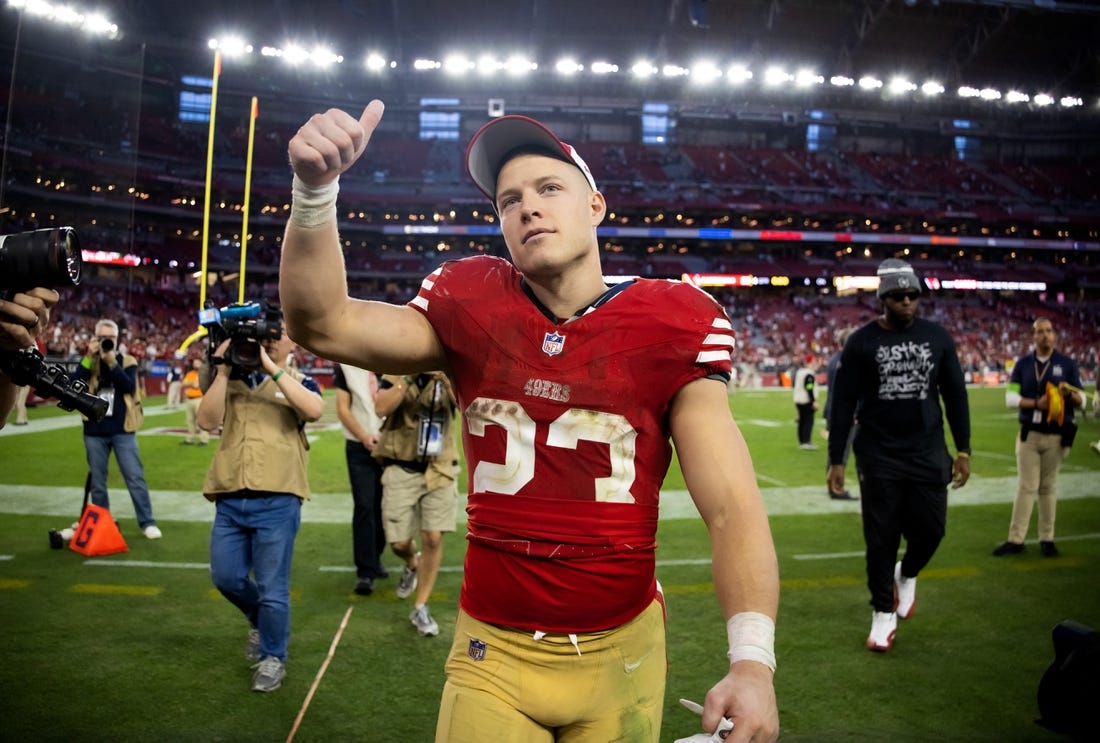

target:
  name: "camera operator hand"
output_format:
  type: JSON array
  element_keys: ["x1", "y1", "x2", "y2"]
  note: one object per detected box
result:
[
  {"x1": 258, "y1": 341, "x2": 281, "y2": 377},
  {"x1": 87, "y1": 336, "x2": 118, "y2": 368},
  {"x1": 197, "y1": 339, "x2": 233, "y2": 432},
  {"x1": 259, "y1": 339, "x2": 325, "y2": 423},
  {"x1": 0, "y1": 287, "x2": 58, "y2": 352},
  {"x1": 0, "y1": 287, "x2": 59, "y2": 429}
]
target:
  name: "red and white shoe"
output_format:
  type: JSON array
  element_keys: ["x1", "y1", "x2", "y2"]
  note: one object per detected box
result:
[
  {"x1": 867, "y1": 611, "x2": 897, "y2": 652},
  {"x1": 894, "y1": 561, "x2": 917, "y2": 619}
]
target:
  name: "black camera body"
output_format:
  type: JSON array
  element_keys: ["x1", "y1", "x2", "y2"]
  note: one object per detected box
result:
[
  {"x1": 198, "y1": 300, "x2": 283, "y2": 369},
  {"x1": 0, "y1": 227, "x2": 108, "y2": 421}
]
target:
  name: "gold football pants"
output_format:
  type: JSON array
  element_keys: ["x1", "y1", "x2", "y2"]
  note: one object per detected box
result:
[{"x1": 435, "y1": 598, "x2": 667, "y2": 743}]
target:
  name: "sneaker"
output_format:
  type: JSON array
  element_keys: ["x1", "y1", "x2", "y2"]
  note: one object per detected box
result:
[
  {"x1": 143, "y1": 525, "x2": 163, "y2": 540},
  {"x1": 992, "y1": 541, "x2": 1025, "y2": 556},
  {"x1": 396, "y1": 565, "x2": 418, "y2": 600},
  {"x1": 245, "y1": 627, "x2": 261, "y2": 661},
  {"x1": 410, "y1": 605, "x2": 439, "y2": 637},
  {"x1": 867, "y1": 611, "x2": 897, "y2": 652},
  {"x1": 354, "y1": 577, "x2": 374, "y2": 596},
  {"x1": 251, "y1": 656, "x2": 285, "y2": 692},
  {"x1": 829, "y1": 490, "x2": 857, "y2": 501},
  {"x1": 894, "y1": 562, "x2": 916, "y2": 619},
  {"x1": 798, "y1": 443, "x2": 818, "y2": 450},
  {"x1": 1040, "y1": 541, "x2": 1059, "y2": 558},
  {"x1": 1090, "y1": 440, "x2": 1100, "y2": 455}
]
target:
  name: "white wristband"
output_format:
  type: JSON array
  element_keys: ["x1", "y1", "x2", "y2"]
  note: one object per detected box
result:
[
  {"x1": 289, "y1": 174, "x2": 339, "y2": 228},
  {"x1": 727, "y1": 611, "x2": 776, "y2": 672}
]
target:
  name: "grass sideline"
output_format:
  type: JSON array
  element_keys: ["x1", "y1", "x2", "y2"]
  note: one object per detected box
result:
[{"x1": 1, "y1": 386, "x2": 1098, "y2": 742}]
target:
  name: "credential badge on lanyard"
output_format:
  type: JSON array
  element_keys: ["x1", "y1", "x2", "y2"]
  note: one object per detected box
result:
[{"x1": 417, "y1": 378, "x2": 444, "y2": 457}]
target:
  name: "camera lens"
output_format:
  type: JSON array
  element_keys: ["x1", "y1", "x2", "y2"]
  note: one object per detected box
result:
[
  {"x1": 0, "y1": 227, "x2": 82, "y2": 291},
  {"x1": 99, "y1": 338, "x2": 115, "y2": 353}
]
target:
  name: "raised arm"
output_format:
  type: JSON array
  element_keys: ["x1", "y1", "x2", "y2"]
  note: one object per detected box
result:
[
  {"x1": 670, "y1": 376, "x2": 780, "y2": 743},
  {"x1": 279, "y1": 100, "x2": 445, "y2": 374}
]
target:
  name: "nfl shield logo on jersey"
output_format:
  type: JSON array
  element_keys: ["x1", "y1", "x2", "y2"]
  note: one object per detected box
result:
[
  {"x1": 468, "y1": 638, "x2": 487, "y2": 661},
  {"x1": 542, "y1": 331, "x2": 566, "y2": 356}
]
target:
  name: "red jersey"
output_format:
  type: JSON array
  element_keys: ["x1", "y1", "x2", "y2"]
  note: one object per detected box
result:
[{"x1": 410, "y1": 255, "x2": 734, "y2": 632}]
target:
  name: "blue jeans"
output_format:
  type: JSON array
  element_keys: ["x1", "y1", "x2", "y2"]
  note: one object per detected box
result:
[
  {"x1": 210, "y1": 495, "x2": 302, "y2": 662},
  {"x1": 83, "y1": 433, "x2": 156, "y2": 529}
]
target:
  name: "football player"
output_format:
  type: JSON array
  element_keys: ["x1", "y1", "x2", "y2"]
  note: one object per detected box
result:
[{"x1": 280, "y1": 100, "x2": 779, "y2": 743}]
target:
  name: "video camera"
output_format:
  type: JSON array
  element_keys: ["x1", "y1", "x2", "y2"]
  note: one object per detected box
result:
[
  {"x1": 0, "y1": 227, "x2": 108, "y2": 421},
  {"x1": 198, "y1": 300, "x2": 283, "y2": 369}
]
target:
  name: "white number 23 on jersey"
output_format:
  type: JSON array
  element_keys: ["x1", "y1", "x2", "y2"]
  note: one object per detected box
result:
[{"x1": 465, "y1": 397, "x2": 638, "y2": 503}]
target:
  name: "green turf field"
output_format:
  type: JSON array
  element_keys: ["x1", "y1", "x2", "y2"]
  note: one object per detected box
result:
[{"x1": 1, "y1": 385, "x2": 1098, "y2": 742}]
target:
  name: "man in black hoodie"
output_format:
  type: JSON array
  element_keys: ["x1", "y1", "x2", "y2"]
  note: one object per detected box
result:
[{"x1": 827, "y1": 259, "x2": 971, "y2": 653}]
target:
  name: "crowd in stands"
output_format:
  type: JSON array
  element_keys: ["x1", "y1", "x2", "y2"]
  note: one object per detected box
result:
[
  {"x1": 718, "y1": 288, "x2": 1097, "y2": 381},
  {"x1": 4, "y1": 95, "x2": 1099, "y2": 244},
  {"x1": 36, "y1": 277, "x2": 1096, "y2": 394}
]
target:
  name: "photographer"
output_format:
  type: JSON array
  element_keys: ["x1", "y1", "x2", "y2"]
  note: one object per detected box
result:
[
  {"x1": 373, "y1": 371, "x2": 459, "y2": 637},
  {"x1": 72, "y1": 318, "x2": 161, "y2": 539},
  {"x1": 197, "y1": 321, "x2": 323, "y2": 693},
  {"x1": 0, "y1": 286, "x2": 57, "y2": 429}
]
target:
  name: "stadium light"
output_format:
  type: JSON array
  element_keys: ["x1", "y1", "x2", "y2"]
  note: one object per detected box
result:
[
  {"x1": 763, "y1": 66, "x2": 791, "y2": 86},
  {"x1": 795, "y1": 68, "x2": 824, "y2": 88},
  {"x1": 281, "y1": 45, "x2": 310, "y2": 66},
  {"x1": 727, "y1": 65, "x2": 753, "y2": 84},
  {"x1": 504, "y1": 56, "x2": 536, "y2": 76},
  {"x1": 154, "y1": 22, "x2": 1100, "y2": 112},
  {"x1": 888, "y1": 77, "x2": 917, "y2": 95},
  {"x1": 690, "y1": 61, "x2": 723, "y2": 85},
  {"x1": 309, "y1": 46, "x2": 342, "y2": 67},
  {"x1": 364, "y1": 52, "x2": 388, "y2": 71},
  {"x1": 208, "y1": 37, "x2": 253, "y2": 57},
  {"x1": 7, "y1": 0, "x2": 118, "y2": 38},
  {"x1": 443, "y1": 55, "x2": 473, "y2": 76},
  {"x1": 26, "y1": 7, "x2": 1088, "y2": 115},
  {"x1": 476, "y1": 56, "x2": 499, "y2": 76},
  {"x1": 555, "y1": 58, "x2": 583, "y2": 75}
]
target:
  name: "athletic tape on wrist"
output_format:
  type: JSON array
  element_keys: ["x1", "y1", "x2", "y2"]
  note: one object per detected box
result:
[
  {"x1": 726, "y1": 611, "x2": 776, "y2": 672},
  {"x1": 289, "y1": 175, "x2": 339, "y2": 228}
]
